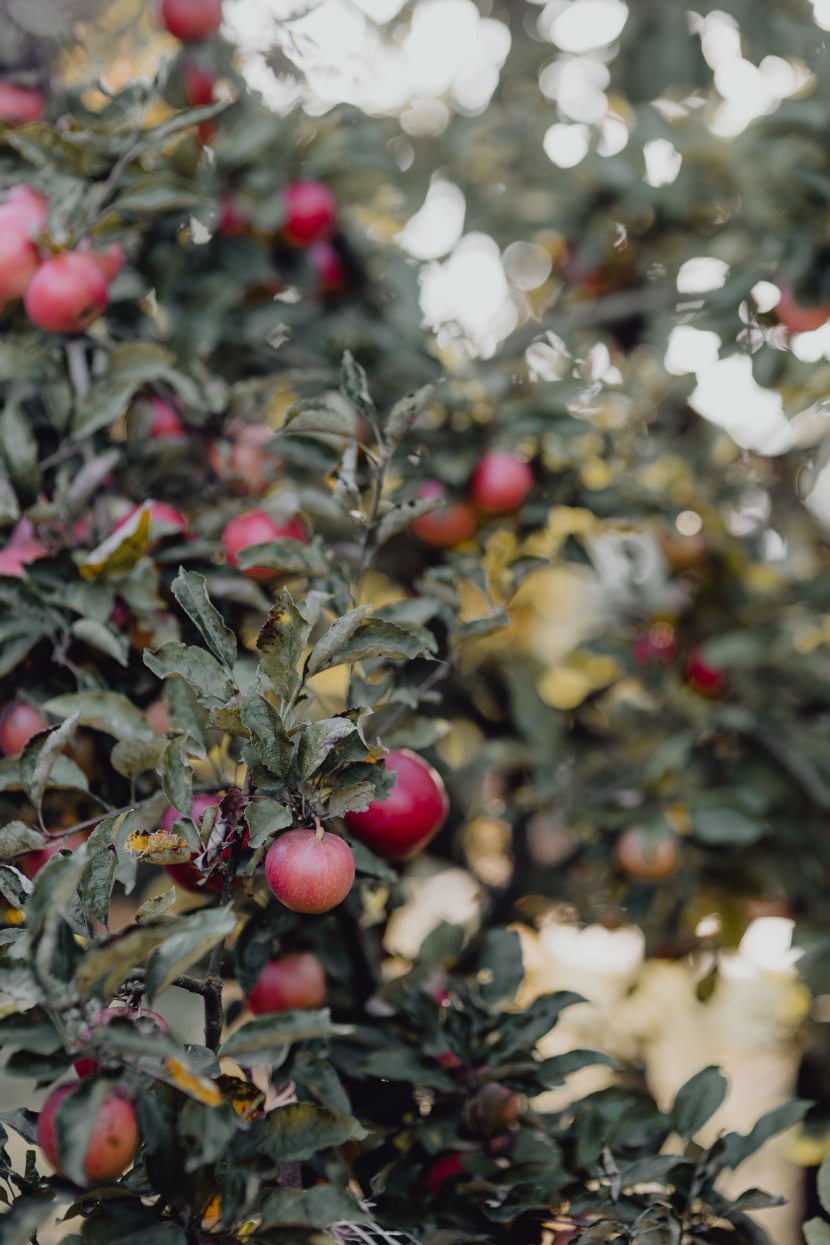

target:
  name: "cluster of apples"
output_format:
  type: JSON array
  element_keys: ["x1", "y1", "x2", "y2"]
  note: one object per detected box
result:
[
  {"x1": 0, "y1": 185, "x2": 122, "y2": 331},
  {"x1": 412, "y1": 449, "x2": 534, "y2": 549}
]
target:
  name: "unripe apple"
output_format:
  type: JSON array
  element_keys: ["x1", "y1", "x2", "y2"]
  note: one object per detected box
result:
[
  {"x1": 309, "y1": 242, "x2": 346, "y2": 294},
  {"x1": 38, "y1": 1083, "x2": 140, "y2": 1186},
  {"x1": 775, "y1": 283, "x2": 830, "y2": 334},
  {"x1": 74, "y1": 1005, "x2": 170, "y2": 1078},
  {"x1": 469, "y1": 450, "x2": 534, "y2": 515},
  {"x1": 208, "y1": 422, "x2": 281, "y2": 495},
  {"x1": 615, "y1": 825, "x2": 679, "y2": 881},
  {"x1": 282, "y1": 181, "x2": 337, "y2": 248},
  {"x1": 265, "y1": 828, "x2": 355, "y2": 913},
  {"x1": 0, "y1": 220, "x2": 39, "y2": 303},
  {"x1": 222, "y1": 508, "x2": 307, "y2": 581},
  {"x1": 247, "y1": 952, "x2": 327, "y2": 1014},
  {"x1": 25, "y1": 252, "x2": 108, "y2": 334},
  {"x1": 411, "y1": 480, "x2": 477, "y2": 549},
  {"x1": 686, "y1": 649, "x2": 727, "y2": 698},
  {"x1": 344, "y1": 749, "x2": 449, "y2": 861},
  {"x1": 0, "y1": 700, "x2": 48, "y2": 755},
  {"x1": 0, "y1": 82, "x2": 45, "y2": 127},
  {"x1": 162, "y1": 793, "x2": 224, "y2": 893},
  {"x1": 428, "y1": 1152, "x2": 468, "y2": 1196},
  {"x1": 157, "y1": 0, "x2": 222, "y2": 41}
]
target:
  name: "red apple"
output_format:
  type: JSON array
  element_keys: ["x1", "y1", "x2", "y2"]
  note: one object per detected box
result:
[
  {"x1": 0, "y1": 82, "x2": 45, "y2": 127},
  {"x1": 79, "y1": 239, "x2": 125, "y2": 282},
  {"x1": 282, "y1": 181, "x2": 337, "y2": 248},
  {"x1": 469, "y1": 450, "x2": 534, "y2": 515},
  {"x1": 24, "y1": 252, "x2": 108, "y2": 334},
  {"x1": 222, "y1": 509, "x2": 307, "y2": 581},
  {"x1": 686, "y1": 649, "x2": 727, "y2": 698},
  {"x1": 0, "y1": 219, "x2": 39, "y2": 303},
  {"x1": 182, "y1": 60, "x2": 216, "y2": 106},
  {"x1": 411, "y1": 480, "x2": 477, "y2": 549},
  {"x1": 309, "y1": 242, "x2": 346, "y2": 294},
  {"x1": 775, "y1": 283, "x2": 830, "y2": 334},
  {"x1": 208, "y1": 421, "x2": 281, "y2": 495},
  {"x1": 265, "y1": 828, "x2": 355, "y2": 914},
  {"x1": 74, "y1": 1006, "x2": 170, "y2": 1078},
  {"x1": 147, "y1": 396, "x2": 187, "y2": 440},
  {"x1": 1, "y1": 185, "x2": 48, "y2": 234},
  {"x1": 38, "y1": 1083, "x2": 140, "y2": 1186},
  {"x1": 633, "y1": 623, "x2": 677, "y2": 666},
  {"x1": 157, "y1": 0, "x2": 222, "y2": 41},
  {"x1": 344, "y1": 749, "x2": 449, "y2": 861},
  {"x1": 428, "y1": 1152, "x2": 468, "y2": 1196},
  {"x1": 247, "y1": 952, "x2": 327, "y2": 1014},
  {"x1": 0, "y1": 700, "x2": 48, "y2": 755},
  {"x1": 615, "y1": 825, "x2": 679, "y2": 881},
  {"x1": 161, "y1": 793, "x2": 224, "y2": 893},
  {"x1": 20, "y1": 829, "x2": 91, "y2": 880}
]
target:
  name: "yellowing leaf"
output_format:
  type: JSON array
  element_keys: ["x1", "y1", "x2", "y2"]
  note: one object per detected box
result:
[
  {"x1": 216, "y1": 1073, "x2": 266, "y2": 1118},
  {"x1": 162, "y1": 1056, "x2": 224, "y2": 1106},
  {"x1": 124, "y1": 829, "x2": 191, "y2": 864},
  {"x1": 79, "y1": 506, "x2": 151, "y2": 580}
]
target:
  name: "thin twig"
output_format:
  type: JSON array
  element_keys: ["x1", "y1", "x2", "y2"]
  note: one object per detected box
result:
[
  {"x1": 6, "y1": 805, "x2": 135, "y2": 860},
  {"x1": 372, "y1": 662, "x2": 448, "y2": 737},
  {"x1": 352, "y1": 447, "x2": 391, "y2": 606}
]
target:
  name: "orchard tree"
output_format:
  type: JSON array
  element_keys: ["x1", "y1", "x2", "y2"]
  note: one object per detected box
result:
[{"x1": 0, "y1": 0, "x2": 826, "y2": 1243}]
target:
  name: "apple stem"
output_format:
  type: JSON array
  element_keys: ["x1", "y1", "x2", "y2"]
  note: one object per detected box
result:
[{"x1": 313, "y1": 815, "x2": 324, "y2": 841}]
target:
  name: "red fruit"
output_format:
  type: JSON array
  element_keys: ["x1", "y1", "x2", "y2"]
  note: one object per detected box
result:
[
  {"x1": 247, "y1": 952, "x2": 327, "y2": 1015},
  {"x1": 344, "y1": 749, "x2": 449, "y2": 861},
  {"x1": 469, "y1": 450, "x2": 533, "y2": 515},
  {"x1": 162, "y1": 794, "x2": 224, "y2": 894},
  {"x1": 158, "y1": 0, "x2": 222, "y2": 40},
  {"x1": 436, "y1": 1050, "x2": 463, "y2": 1070},
  {"x1": 775, "y1": 283, "x2": 830, "y2": 334},
  {"x1": 148, "y1": 396, "x2": 187, "y2": 439},
  {"x1": 1, "y1": 185, "x2": 48, "y2": 234},
  {"x1": 144, "y1": 700, "x2": 170, "y2": 735},
  {"x1": 616, "y1": 825, "x2": 679, "y2": 881},
  {"x1": 282, "y1": 181, "x2": 337, "y2": 248},
  {"x1": 0, "y1": 82, "x2": 45, "y2": 127},
  {"x1": 25, "y1": 252, "x2": 108, "y2": 334},
  {"x1": 0, "y1": 700, "x2": 48, "y2": 755},
  {"x1": 428, "y1": 1152, "x2": 467, "y2": 1196},
  {"x1": 686, "y1": 649, "x2": 727, "y2": 698},
  {"x1": 265, "y1": 828, "x2": 355, "y2": 914},
  {"x1": 222, "y1": 508, "x2": 307, "y2": 581},
  {"x1": 20, "y1": 829, "x2": 90, "y2": 881},
  {"x1": 182, "y1": 60, "x2": 216, "y2": 107},
  {"x1": 87, "y1": 243, "x2": 124, "y2": 282},
  {"x1": 633, "y1": 623, "x2": 677, "y2": 666},
  {"x1": 74, "y1": 1006, "x2": 170, "y2": 1078},
  {"x1": 309, "y1": 242, "x2": 346, "y2": 294},
  {"x1": 38, "y1": 1083, "x2": 140, "y2": 1186},
  {"x1": 411, "y1": 480, "x2": 477, "y2": 550},
  {"x1": 0, "y1": 220, "x2": 39, "y2": 303},
  {"x1": 208, "y1": 422, "x2": 281, "y2": 495}
]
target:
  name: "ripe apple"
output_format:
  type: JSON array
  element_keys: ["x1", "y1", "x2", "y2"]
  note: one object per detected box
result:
[
  {"x1": 1, "y1": 185, "x2": 48, "y2": 234},
  {"x1": 344, "y1": 749, "x2": 449, "y2": 861},
  {"x1": 265, "y1": 828, "x2": 355, "y2": 913},
  {"x1": 24, "y1": 252, "x2": 108, "y2": 334},
  {"x1": 148, "y1": 396, "x2": 187, "y2": 440},
  {"x1": 20, "y1": 829, "x2": 91, "y2": 880},
  {"x1": 79, "y1": 239, "x2": 125, "y2": 282},
  {"x1": 428, "y1": 1152, "x2": 468, "y2": 1196},
  {"x1": 74, "y1": 1005, "x2": 170, "y2": 1078},
  {"x1": 222, "y1": 509, "x2": 308, "y2": 581},
  {"x1": 775, "y1": 283, "x2": 830, "y2": 334},
  {"x1": 182, "y1": 60, "x2": 216, "y2": 106},
  {"x1": 208, "y1": 421, "x2": 281, "y2": 495},
  {"x1": 309, "y1": 242, "x2": 346, "y2": 294},
  {"x1": 282, "y1": 181, "x2": 337, "y2": 248},
  {"x1": 38, "y1": 1083, "x2": 140, "y2": 1186},
  {"x1": 0, "y1": 82, "x2": 45, "y2": 127},
  {"x1": 247, "y1": 952, "x2": 327, "y2": 1014},
  {"x1": 411, "y1": 480, "x2": 477, "y2": 549},
  {"x1": 0, "y1": 699, "x2": 48, "y2": 755},
  {"x1": 0, "y1": 218, "x2": 39, "y2": 303},
  {"x1": 686, "y1": 649, "x2": 727, "y2": 698},
  {"x1": 615, "y1": 825, "x2": 679, "y2": 881},
  {"x1": 157, "y1": 0, "x2": 222, "y2": 41},
  {"x1": 162, "y1": 793, "x2": 224, "y2": 893},
  {"x1": 469, "y1": 450, "x2": 534, "y2": 515}
]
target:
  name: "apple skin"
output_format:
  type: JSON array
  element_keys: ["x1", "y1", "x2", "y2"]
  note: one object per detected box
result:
[
  {"x1": 469, "y1": 450, "x2": 534, "y2": 515},
  {"x1": 344, "y1": 749, "x2": 449, "y2": 861},
  {"x1": 20, "y1": 830, "x2": 91, "y2": 880},
  {"x1": 0, "y1": 700, "x2": 48, "y2": 755},
  {"x1": 222, "y1": 509, "x2": 308, "y2": 581},
  {"x1": 162, "y1": 793, "x2": 224, "y2": 894},
  {"x1": 38, "y1": 1082, "x2": 140, "y2": 1186},
  {"x1": 1, "y1": 186, "x2": 48, "y2": 233},
  {"x1": 282, "y1": 181, "x2": 337, "y2": 248},
  {"x1": 208, "y1": 422, "x2": 281, "y2": 496},
  {"x1": 24, "y1": 252, "x2": 108, "y2": 334},
  {"x1": 0, "y1": 82, "x2": 45, "y2": 127},
  {"x1": 411, "y1": 480, "x2": 478, "y2": 550},
  {"x1": 309, "y1": 242, "x2": 346, "y2": 294},
  {"x1": 775, "y1": 283, "x2": 830, "y2": 334},
  {"x1": 74, "y1": 1006, "x2": 170, "y2": 1078},
  {"x1": 247, "y1": 952, "x2": 327, "y2": 1014},
  {"x1": 686, "y1": 649, "x2": 727, "y2": 698},
  {"x1": 182, "y1": 60, "x2": 216, "y2": 107},
  {"x1": 144, "y1": 699, "x2": 170, "y2": 735},
  {"x1": 615, "y1": 825, "x2": 679, "y2": 881},
  {"x1": 157, "y1": 0, "x2": 222, "y2": 41},
  {"x1": 148, "y1": 397, "x2": 186, "y2": 440},
  {"x1": 0, "y1": 218, "x2": 39, "y2": 303},
  {"x1": 428, "y1": 1152, "x2": 468, "y2": 1196},
  {"x1": 265, "y1": 829, "x2": 355, "y2": 914}
]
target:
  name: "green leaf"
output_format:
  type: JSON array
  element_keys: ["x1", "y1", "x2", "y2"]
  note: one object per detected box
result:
[
  {"x1": 18, "y1": 712, "x2": 80, "y2": 812},
  {"x1": 340, "y1": 350, "x2": 375, "y2": 417},
  {"x1": 53, "y1": 1078, "x2": 117, "y2": 1187},
  {"x1": 721, "y1": 1099, "x2": 811, "y2": 1169},
  {"x1": 0, "y1": 864, "x2": 32, "y2": 908},
  {"x1": 0, "y1": 1007, "x2": 62, "y2": 1053},
  {"x1": 240, "y1": 690, "x2": 294, "y2": 781},
  {"x1": 282, "y1": 400, "x2": 358, "y2": 439},
  {"x1": 297, "y1": 718, "x2": 357, "y2": 779},
  {"x1": 805, "y1": 1220, "x2": 830, "y2": 1245},
  {"x1": 72, "y1": 378, "x2": 144, "y2": 441},
  {"x1": 135, "y1": 887, "x2": 177, "y2": 923},
  {"x1": 144, "y1": 905, "x2": 236, "y2": 1000},
  {"x1": 230, "y1": 1102, "x2": 366, "y2": 1165},
  {"x1": 245, "y1": 798, "x2": 293, "y2": 849},
  {"x1": 326, "y1": 781, "x2": 376, "y2": 818},
  {"x1": 70, "y1": 618, "x2": 130, "y2": 666},
  {"x1": 171, "y1": 568, "x2": 237, "y2": 669},
  {"x1": 384, "y1": 382, "x2": 436, "y2": 449},
  {"x1": 111, "y1": 736, "x2": 166, "y2": 780},
  {"x1": 113, "y1": 171, "x2": 205, "y2": 212},
  {"x1": 671, "y1": 1066, "x2": 728, "y2": 1139},
  {"x1": 478, "y1": 927, "x2": 525, "y2": 1010},
  {"x1": 692, "y1": 806, "x2": 766, "y2": 846},
  {"x1": 0, "y1": 820, "x2": 45, "y2": 859},
  {"x1": 313, "y1": 616, "x2": 437, "y2": 671},
  {"x1": 236, "y1": 538, "x2": 329, "y2": 577},
  {"x1": 144, "y1": 641, "x2": 237, "y2": 706},
  {"x1": 41, "y1": 692, "x2": 153, "y2": 741},
  {"x1": 75, "y1": 922, "x2": 177, "y2": 998},
  {"x1": 260, "y1": 1185, "x2": 368, "y2": 1229},
  {"x1": 376, "y1": 494, "x2": 442, "y2": 546},
  {"x1": 221, "y1": 1010, "x2": 348, "y2": 1066},
  {"x1": 820, "y1": 1153, "x2": 830, "y2": 1216},
  {"x1": 158, "y1": 736, "x2": 193, "y2": 821},
  {"x1": 78, "y1": 811, "x2": 127, "y2": 924},
  {"x1": 0, "y1": 753, "x2": 88, "y2": 795},
  {"x1": 306, "y1": 606, "x2": 371, "y2": 676},
  {"x1": 256, "y1": 590, "x2": 312, "y2": 702},
  {"x1": 0, "y1": 402, "x2": 39, "y2": 503}
]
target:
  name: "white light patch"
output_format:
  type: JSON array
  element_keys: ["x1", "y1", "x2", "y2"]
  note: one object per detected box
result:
[
  {"x1": 700, "y1": 9, "x2": 741, "y2": 69},
  {"x1": 739, "y1": 917, "x2": 800, "y2": 974},
  {"x1": 597, "y1": 115, "x2": 628, "y2": 155},
  {"x1": 420, "y1": 233, "x2": 519, "y2": 357},
  {"x1": 543, "y1": 121, "x2": 591, "y2": 167},
  {"x1": 664, "y1": 326, "x2": 721, "y2": 376},
  {"x1": 677, "y1": 257, "x2": 729, "y2": 294},
  {"x1": 752, "y1": 280, "x2": 781, "y2": 313},
  {"x1": 555, "y1": 57, "x2": 610, "y2": 123},
  {"x1": 503, "y1": 241, "x2": 553, "y2": 291},
  {"x1": 790, "y1": 323, "x2": 830, "y2": 363},
  {"x1": 398, "y1": 180, "x2": 466, "y2": 261},
  {"x1": 644, "y1": 139, "x2": 682, "y2": 187},
  {"x1": 814, "y1": 0, "x2": 830, "y2": 30},
  {"x1": 548, "y1": 0, "x2": 629, "y2": 53},
  {"x1": 688, "y1": 353, "x2": 795, "y2": 455}
]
